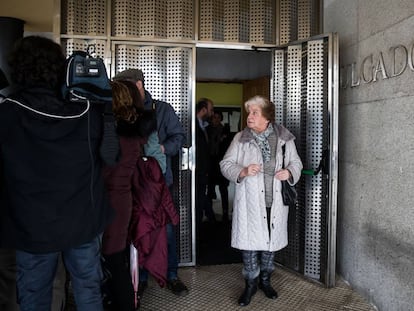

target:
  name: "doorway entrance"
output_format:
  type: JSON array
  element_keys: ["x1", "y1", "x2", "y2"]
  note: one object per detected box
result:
[
  {"x1": 194, "y1": 34, "x2": 339, "y2": 288},
  {"x1": 195, "y1": 47, "x2": 272, "y2": 266}
]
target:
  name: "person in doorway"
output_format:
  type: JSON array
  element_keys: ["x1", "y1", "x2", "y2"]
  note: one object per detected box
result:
[
  {"x1": 0, "y1": 36, "x2": 113, "y2": 310},
  {"x1": 207, "y1": 112, "x2": 231, "y2": 222},
  {"x1": 195, "y1": 98, "x2": 216, "y2": 231},
  {"x1": 113, "y1": 69, "x2": 188, "y2": 297},
  {"x1": 220, "y1": 95, "x2": 302, "y2": 307}
]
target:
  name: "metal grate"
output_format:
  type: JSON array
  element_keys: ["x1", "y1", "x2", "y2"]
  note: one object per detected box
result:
[
  {"x1": 272, "y1": 49, "x2": 285, "y2": 125},
  {"x1": 86, "y1": 0, "x2": 106, "y2": 35},
  {"x1": 271, "y1": 36, "x2": 333, "y2": 285},
  {"x1": 199, "y1": 0, "x2": 225, "y2": 41},
  {"x1": 279, "y1": 0, "x2": 298, "y2": 45},
  {"x1": 139, "y1": 0, "x2": 167, "y2": 38},
  {"x1": 286, "y1": 44, "x2": 302, "y2": 138},
  {"x1": 249, "y1": 0, "x2": 274, "y2": 44},
  {"x1": 298, "y1": 0, "x2": 311, "y2": 40},
  {"x1": 304, "y1": 39, "x2": 326, "y2": 279},
  {"x1": 276, "y1": 44, "x2": 305, "y2": 271},
  {"x1": 60, "y1": 0, "x2": 322, "y2": 46},
  {"x1": 167, "y1": 0, "x2": 194, "y2": 40},
  {"x1": 224, "y1": 0, "x2": 250, "y2": 43},
  {"x1": 166, "y1": 47, "x2": 193, "y2": 263},
  {"x1": 61, "y1": 0, "x2": 87, "y2": 34},
  {"x1": 61, "y1": 0, "x2": 106, "y2": 35},
  {"x1": 112, "y1": 0, "x2": 139, "y2": 36}
]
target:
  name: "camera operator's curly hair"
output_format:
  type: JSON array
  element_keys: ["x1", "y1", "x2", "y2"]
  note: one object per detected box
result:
[{"x1": 8, "y1": 36, "x2": 66, "y2": 90}]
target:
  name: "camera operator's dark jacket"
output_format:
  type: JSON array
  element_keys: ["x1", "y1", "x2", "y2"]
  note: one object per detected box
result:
[{"x1": 0, "y1": 87, "x2": 113, "y2": 253}]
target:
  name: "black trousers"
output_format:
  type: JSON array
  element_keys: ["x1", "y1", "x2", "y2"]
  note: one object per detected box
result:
[{"x1": 0, "y1": 248, "x2": 18, "y2": 311}]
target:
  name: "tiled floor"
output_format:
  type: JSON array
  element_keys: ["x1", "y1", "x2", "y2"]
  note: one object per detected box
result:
[{"x1": 138, "y1": 263, "x2": 377, "y2": 311}]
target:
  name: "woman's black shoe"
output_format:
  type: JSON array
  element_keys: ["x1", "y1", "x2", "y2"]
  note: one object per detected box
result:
[
  {"x1": 258, "y1": 272, "x2": 278, "y2": 299},
  {"x1": 238, "y1": 278, "x2": 258, "y2": 306}
]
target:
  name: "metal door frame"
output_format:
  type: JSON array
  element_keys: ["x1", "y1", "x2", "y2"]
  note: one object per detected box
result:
[{"x1": 271, "y1": 33, "x2": 338, "y2": 287}]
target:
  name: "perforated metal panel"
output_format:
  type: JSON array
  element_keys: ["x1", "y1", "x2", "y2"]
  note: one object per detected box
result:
[
  {"x1": 113, "y1": 43, "x2": 194, "y2": 264},
  {"x1": 61, "y1": 0, "x2": 106, "y2": 35},
  {"x1": 224, "y1": 0, "x2": 250, "y2": 42},
  {"x1": 112, "y1": 0, "x2": 139, "y2": 36},
  {"x1": 273, "y1": 44, "x2": 305, "y2": 272},
  {"x1": 86, "y1": 0, "x2": 106, "y2": 35},
  {"x1": 249, "y1": 0, "x2": 274, "y2": 44},
  {"x1": 61, "y1": 0, "x2": 87, "y2": 34},
  {"x1": 167, "y1": 0, "x2": 194, "y2": 40},
  {"x1": 199, "y1": 0, "x2": 224, "y2": 41},
  {"x1": 114, "y1": 44, "x2": 140, "y2": 72},
  {"x1": 139, "y1": 0, "x2": 167, "y2": 38},
  {"x1": 304, "y1": 39, "x2": 327, "y2": 279},
  {"x1": 298, "y1": 0, "x2": 311, "y2": 40},
  {"x1": 166, "y1": 47, "x2": 193, "y2": 262},
  {"x1": 298, "y1": 0, "x2": 318, "y2": 40},
  {"x1": 271, "y1": 34, "x2": 338, "y2": 286},
  {"x1": 272, "y1": 49, "x2": 285, "y2": 125},
  {"x1": 278, "y1": 0, "x2": 298, "y2": 45}
]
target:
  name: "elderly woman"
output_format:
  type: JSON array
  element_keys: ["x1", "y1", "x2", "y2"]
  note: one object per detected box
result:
[{"x1": 220, "y1": 95, "x2": 302, "y2": 307}]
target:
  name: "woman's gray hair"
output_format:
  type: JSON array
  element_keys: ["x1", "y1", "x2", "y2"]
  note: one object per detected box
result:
[{"x1": 244, "y1": 95, "x2": 275, "y2": 123}]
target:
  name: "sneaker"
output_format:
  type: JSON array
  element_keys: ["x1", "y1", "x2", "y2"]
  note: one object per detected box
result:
[
  {"x1": 137, "y1": 281, "x2": 148, "y2": 299},
  {"x1": 167, "y1": 278, "x2": 189, "y2": 296}
]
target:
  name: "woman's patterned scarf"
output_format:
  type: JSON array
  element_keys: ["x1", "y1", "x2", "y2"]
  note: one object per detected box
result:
[{"x1": 252, "y1": 123, "x2": 274, "y2": 163}]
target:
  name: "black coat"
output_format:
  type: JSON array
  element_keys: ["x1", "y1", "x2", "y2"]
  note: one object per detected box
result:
[
  {"x1": 0, "y1": 87, "x2": 113, "y2": 253},
  {"x1": 195, "y1": 119, "x2": 210, "y2": 176}
]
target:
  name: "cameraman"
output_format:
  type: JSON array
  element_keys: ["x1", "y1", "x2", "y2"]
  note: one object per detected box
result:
[{"x1": 0, "y1": 36, "x2": 113, "y2": 311}]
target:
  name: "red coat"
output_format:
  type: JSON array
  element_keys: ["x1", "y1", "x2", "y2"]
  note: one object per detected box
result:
[
  {"x1": 129, "y1": 156, "x2": 179, "y2": 287},
  {"x1": 102, "y1": 135, "x2": 178, "y2": 286}
]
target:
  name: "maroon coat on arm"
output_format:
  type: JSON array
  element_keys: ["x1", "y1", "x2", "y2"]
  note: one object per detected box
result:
[
  {"x1": 102, "y1": 136, "x2": 143, "y2": 255},
  {"x1": 102, "y1": 133, "x2": 179, "y2": 286},
  {"x1": 129, "y1": 156, "x2": 179, "y2": 287}
]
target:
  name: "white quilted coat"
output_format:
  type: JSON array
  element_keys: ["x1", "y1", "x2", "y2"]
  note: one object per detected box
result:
[{"x1": 220, "y1": 124, "x2": 303, "y2": 252}]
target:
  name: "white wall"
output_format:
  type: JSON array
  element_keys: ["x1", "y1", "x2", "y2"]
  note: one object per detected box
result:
[{"x1": 324, "y1": 1, "x2": 414, "y2": 310}]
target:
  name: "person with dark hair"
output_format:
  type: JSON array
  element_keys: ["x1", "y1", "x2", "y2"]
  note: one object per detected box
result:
[
  {"x1": 0, "y1": 36, "x2": 113, "y2": 310},
  {"x1": 220, "y1": 95, "x2": 303, "y2": 307},
  {"x1": 113, "y1": 69, "x2": 188, "y2": 298},
  {"x1": 101, "y1": 80, "x2": 175, "y2": 310},
  {"x1": 196, "y1": 98, "x2": 216, "y2": 231},
  {"x1": 207, "y1": 111, "x2": 231, "y2": 222}
]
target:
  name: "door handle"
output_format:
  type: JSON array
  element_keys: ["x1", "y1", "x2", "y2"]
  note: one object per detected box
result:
[{"x1": 180, "y1": 146, "x2": 193, "y2": 171}]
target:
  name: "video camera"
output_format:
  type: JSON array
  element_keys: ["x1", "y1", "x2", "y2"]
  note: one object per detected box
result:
[{"x1": 62, "y1": 46, "x2": 112, "y2": 103}]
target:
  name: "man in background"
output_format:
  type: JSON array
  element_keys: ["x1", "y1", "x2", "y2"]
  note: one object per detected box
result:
[{"x1": 195, "y1": 98, "x2": 216, "y2": 232}]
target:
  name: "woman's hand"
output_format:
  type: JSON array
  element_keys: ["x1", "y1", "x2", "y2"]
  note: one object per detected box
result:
[
  {"x1": 275, "y1": 169, "x2": 291, "y2": 181},
  {"x1": 239, "y1": 164, "x2": 261, "y2": 178}
]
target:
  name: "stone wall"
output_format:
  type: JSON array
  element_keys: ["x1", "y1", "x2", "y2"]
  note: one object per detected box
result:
[{"x1": 324, "y1": 1, "x2": 414, "y2": 310}]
